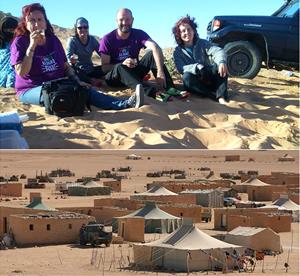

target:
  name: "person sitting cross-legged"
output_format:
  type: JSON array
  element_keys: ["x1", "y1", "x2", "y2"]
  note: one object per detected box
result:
[
  {"x1": 66, "y1": 17, "x2": 103, "y2": 88},
  {"x1": 99, "y1": 8, "x2": 186, "y2": 102},
  {"x1": 172, "y1": 15, "x2": 229, "y2": 105}
]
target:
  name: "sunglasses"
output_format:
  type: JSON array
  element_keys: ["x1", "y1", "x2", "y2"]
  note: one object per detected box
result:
[{"x1": 77, "y1": 26, "x2": 88, "y2": 30}]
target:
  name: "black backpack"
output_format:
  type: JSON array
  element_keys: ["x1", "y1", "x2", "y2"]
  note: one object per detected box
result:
[{"x1": 40, "y1": 78, "x2": 90, "y2": 118}]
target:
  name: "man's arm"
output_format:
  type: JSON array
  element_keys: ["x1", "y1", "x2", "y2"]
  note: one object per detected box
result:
[
  {"x1": 144, "y1": 39, "x2": 166, "y2": 89},
  {"x1": 101, "y1": 53, "x2": 115, "y2": 73}
]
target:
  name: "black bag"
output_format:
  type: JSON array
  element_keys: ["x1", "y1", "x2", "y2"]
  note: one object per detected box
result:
[{"x1": 40, "y1": 78, "x2": 90, "y2": 118}]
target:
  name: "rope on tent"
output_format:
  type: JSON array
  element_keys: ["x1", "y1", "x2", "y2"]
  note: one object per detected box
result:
[
  {"x1": 96, "y1": 248, "x2": 103, "y2": 269},
  {"x1": 118, "y1": 244, "x2": 127, "y2": 270},
  {"x1": 90, "y1": 247, "x2": 98, "y2": 265},
  {"x1": 274, "y1": 254, "x2": 279, "y2": 272},
  {"x1": 108, "y1": 244, "x2": 116, "y2": 271},
  {"x1": 284, "y1": 249, "x2": 290, "y2": 273}
]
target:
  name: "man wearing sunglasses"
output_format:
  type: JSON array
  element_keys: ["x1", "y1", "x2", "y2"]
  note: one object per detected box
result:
[
  {"x1": 99, "y1": 8, "x2": 178, "y2": 99},
  {"x1": 66, "y1": 17, "x2": 103, "y2": 87}
]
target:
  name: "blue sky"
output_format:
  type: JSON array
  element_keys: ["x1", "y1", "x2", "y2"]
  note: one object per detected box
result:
[{"x1": 1, "y1": 0, "x2": 284, "y2": 48}]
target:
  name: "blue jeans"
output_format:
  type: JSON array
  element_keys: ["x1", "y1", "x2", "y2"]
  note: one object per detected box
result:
[{"x1": 18, "y1": 86, "x2": 129, "y2": 110}]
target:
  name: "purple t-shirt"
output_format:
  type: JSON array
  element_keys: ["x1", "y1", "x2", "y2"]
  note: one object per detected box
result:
[
  {"x1": 10, "y1": 34, "x2": 67, "y2": 95},
  {"x1": 99, "y1": 28, "x2": 150, "y2": 64}
]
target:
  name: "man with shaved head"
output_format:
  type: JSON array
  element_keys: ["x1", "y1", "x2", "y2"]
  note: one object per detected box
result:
[{"x1": 99, "y1": 8, "x2": 178, "y2": 99}]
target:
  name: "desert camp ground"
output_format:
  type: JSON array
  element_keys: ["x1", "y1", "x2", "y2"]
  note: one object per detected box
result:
[{"x1": 0, "y1": 150, "x2": 299, "y2": 275}]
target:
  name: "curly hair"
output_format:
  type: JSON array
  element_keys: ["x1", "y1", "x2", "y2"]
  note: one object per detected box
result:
[
  {"x1": 14, "y1": 3, "x2": 54, "y2": 37},
  {"x1": 172, "y1": 15, "x2": 198, "y2": 47}
]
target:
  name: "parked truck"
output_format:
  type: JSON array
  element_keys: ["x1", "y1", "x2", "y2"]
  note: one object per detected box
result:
[
  {"x1": 207, "y1": 0, "x2": 299, "y2": 78},
  {"x1": 79, "y1": 222, "x2": 112, "y2": 247}
]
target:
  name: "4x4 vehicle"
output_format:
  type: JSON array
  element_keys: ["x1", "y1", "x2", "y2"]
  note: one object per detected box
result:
[
  {"x1": 79, "y1": 222, "x2": 112, "y2": 247},
  {"x1": 207, "y1": 0, "x2": 299, "y2": 78}
]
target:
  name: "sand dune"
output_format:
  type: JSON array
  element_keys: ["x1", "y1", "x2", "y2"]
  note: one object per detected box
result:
[{"x1": 0, "y1": 68, "x2": 299, "y2": 149}]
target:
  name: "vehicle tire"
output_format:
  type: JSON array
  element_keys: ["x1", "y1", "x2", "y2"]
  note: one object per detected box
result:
[{"x1": 224, "y1": 41, "x2": 262, "y2": 79}]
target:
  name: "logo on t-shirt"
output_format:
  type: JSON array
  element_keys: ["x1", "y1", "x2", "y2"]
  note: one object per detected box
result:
[
  {"x1": 41, "y1": 53, "x2": 59, "y2": 73},
  {"x1": 118, "y1": 47, "x2": 131, "y2": 62}
]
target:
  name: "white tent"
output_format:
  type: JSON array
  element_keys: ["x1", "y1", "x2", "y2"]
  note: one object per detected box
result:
[
  {"x1": 114, "y1": 201, "x2": 181, "y2": 233},
  {"x1": 235, "y1": 177, "x2": 270, "y2": 193},
  {"x1": 272, "y1": 196, "x2": 299, "y2": 222},
  {"x1": 133, "y1": 218, "x2": 244, "y2": 272},
  {"x1": 131, "y1": 186, "x2": 178, "y2": 199},
  {"x1": 224, "y1": 226, "x2": 282, "y2": 252},
  {"x1": 242, "y1": 177, "x2": 270, "y2": 186},
  {"x1": 272, "y1": 197, "x2": 299, "y2": 211}
]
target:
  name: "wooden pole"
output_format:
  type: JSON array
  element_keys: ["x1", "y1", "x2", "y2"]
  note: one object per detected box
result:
[
  {"x1": 290, "y1": 228, "x2": 294, "y2": 253},
  {"x1": 186, "y1": 251, "x2": 190, "y2": 275},
  {"x1": 102, "y1": 247, "x2": 106, "y2": 276}
]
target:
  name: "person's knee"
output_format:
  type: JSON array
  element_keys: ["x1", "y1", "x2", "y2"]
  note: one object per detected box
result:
[
  {"x1": 140, "y1": 50, "x2": 154, "y2": 63},
  {"x1": 143, "y1": 50, "x2": 154, "y2": 58},
  {"x1": 114, "y1": 63, "x2": 126, "y2": 72},
  {"x1": 183, "y1": 72, "x2": 193, "y2": 87}
]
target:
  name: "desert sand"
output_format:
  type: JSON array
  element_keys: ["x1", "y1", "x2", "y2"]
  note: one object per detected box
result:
[
  {"x1": 0, "y1": 68, "x2": 299, "y2": 149},
  {"x1": 0, "y1": 150, "x2": 299, "y2": 275}
]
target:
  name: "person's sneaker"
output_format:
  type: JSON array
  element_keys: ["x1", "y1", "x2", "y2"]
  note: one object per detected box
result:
[
  {"x1": 218, "y1": 97, "x2": 229, "y2": 105},
  {"x1": 127, "y1": 84, "x2": 144, "y2": 108}
]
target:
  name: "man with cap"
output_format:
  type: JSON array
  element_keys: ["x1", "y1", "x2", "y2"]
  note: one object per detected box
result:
[
  {"x1": 66, "y1": 17, "x2": 103, "y2": 87},
  {"x1": 99, "y1": 8, "x2": 183, "y2": 100}
]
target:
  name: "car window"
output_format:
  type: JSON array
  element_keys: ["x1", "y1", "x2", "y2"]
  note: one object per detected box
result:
[{"x1": 276, "y1": 1, "x2": 299, "y2": 18}]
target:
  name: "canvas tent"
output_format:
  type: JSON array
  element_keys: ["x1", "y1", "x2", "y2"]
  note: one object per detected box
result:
[
  {"x1": 224, "y1": 226, "x2": 282, "y2": 253},
  {"x1": 133, "y1": 218, "x2": 244, "y2": 272},
  {"x1": 235, "y1": 177, "x2": 270, "y2": 193},
  {"x1": 272, "y1": 195, "x2": 299, "y2": 222},
  {"x1": 26, "y1": 197, "x2": 56, "y2": 211},
  {"x1": 130, "y1": 186, "x2": 178, "y2": 200},
  {"x1": 113, "y1": 201, "x2": 180, "y2": 233},
  {"x1": 67, "y1": 180, "x2": 111, "y2": 196}
]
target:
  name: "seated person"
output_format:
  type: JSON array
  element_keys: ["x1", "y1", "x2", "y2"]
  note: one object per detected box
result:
[
  {"x1": 66, "y1": 17, "x2": 103, "y2": 87},
  {"x1": 10, "y1": 3, "x2": 143, "y2": 111},
  {"x1": 172, "y1": 15, "x2": 229, "y2": 104},
  {"x1": 0, "y1": 16, "x2": 18, "y2": 88},
  {"x1": 99, "y1": 8, "x2": 184, "y2": 101}
]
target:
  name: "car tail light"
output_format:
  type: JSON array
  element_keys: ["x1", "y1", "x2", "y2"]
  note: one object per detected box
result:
[{"x1": 212, "y1": 19, "x2": 221, "y2": 31}]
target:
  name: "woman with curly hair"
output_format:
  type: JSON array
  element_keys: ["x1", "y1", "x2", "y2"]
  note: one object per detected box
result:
[{"x1": 172, "y1": 15, "x2": 229, "y2": 104}]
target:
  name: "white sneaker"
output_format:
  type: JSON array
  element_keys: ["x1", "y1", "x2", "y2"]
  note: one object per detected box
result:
[
  {"x1": 128, "y1": 84, "x2": 144, "y2": 108},
  {"x1": 218, "y1": 97, "x2": 229, "y2": 105}
]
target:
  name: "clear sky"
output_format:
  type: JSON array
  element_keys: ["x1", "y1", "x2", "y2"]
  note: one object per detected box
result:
[{"x1": 1, "y1": 0, "x2": 284, "y2": 48}]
